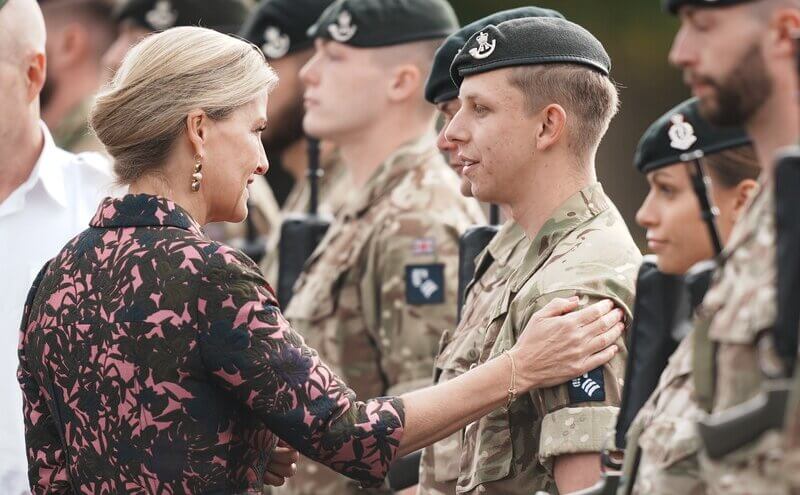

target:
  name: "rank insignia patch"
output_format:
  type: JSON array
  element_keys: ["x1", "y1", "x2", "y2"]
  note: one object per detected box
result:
[
  {"x1": 568, "y1": 367, "x2": 605, "y2": 403},
  {"x1": 405, "y1": 264, "x2": 445, "y2": 305}
]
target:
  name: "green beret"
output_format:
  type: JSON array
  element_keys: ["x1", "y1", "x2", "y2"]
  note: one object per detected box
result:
[
  {"x1": 240, "y1": 0, "x2": 334, "y2": 60},
  {"x1": 450, "y1": 17, "x2": 611, "y2": 88},
  {"x1": 634, "y1": 98, "x2": 751, "y2": 174},
  {"x1": 308, "y1": 0, "x2": 458, "y2": 48},
  {"x1": 663, "y1": 0, "x2": 754, "y2": 15},
  {"x1": 113, "y1": 0, "x2": 251, "y2": 34},
  {"x1": 425, "y1": 7, "x2": 565, "y2": 104},
  {"x1": 0, "y1": 0, "x2": 7, "y2": 12}
]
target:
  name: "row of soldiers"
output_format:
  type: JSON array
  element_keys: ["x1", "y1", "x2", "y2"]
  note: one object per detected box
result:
[{"x1": 44, "y1": 0, "x2": 800, "y2": 493}]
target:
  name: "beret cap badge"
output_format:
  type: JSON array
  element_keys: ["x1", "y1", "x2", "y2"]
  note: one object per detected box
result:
[
  {"x1": 328, "y1": 10, "x2": 357, "y2": 43},
  {"x1": 668, "y1": 114, "x2": 698, "y2": 151},
  {"x1": 469, "y1": 32, "x2": 497, "y2": 60},
  {"x1": 262, "y1": 26, "x2": 291, "y2": 59},
  {"x1": 145, "y1": 0, "x2": 178, "y2": 31}
]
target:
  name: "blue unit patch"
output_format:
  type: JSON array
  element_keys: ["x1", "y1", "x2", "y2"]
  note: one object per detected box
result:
[
  {"x1": 567, "y1": 367, "x2": 606, "y2": 403},
  {"x1": 405, "y1": 264, "x2": 445, "y2": 305}
]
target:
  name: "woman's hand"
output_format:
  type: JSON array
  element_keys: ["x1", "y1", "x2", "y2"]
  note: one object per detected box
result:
[
  {"x1": 512, "y1": 297, "x2": 625, "y2": 392},
  {"x1": 262, "y1": 441, "x2": 300, "y2": 487}
]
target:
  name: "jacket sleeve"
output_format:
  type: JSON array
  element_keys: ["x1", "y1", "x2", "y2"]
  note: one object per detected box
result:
[{"x1": 196, "y1": 246, "x2": 405, "y2": 487}]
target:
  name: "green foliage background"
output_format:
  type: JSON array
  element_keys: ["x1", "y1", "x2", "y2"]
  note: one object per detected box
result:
[{"x1": 450, "y1": 1, "x2": 690, "y2": 246}]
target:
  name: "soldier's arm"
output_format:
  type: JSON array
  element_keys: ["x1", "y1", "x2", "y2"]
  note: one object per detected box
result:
[
  {"x1": 523, "y1": 289, "x2": 631, "y2": 491},
  {"x1": 362, "y1": 213, "x2": 462, "y2": 395}
]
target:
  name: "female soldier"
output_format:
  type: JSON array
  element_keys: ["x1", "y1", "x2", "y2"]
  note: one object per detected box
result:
[
  {"x1": 16, "y1": 27, "x2": 625, "y2": 494},
  {"x1": 621, "y1": 98, "x2": 759, "y2": 494}
]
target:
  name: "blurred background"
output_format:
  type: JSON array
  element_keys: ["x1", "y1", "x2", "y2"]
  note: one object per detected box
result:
[{"x1": 453, "y1": 1, "x2": 689, "y2": 247}]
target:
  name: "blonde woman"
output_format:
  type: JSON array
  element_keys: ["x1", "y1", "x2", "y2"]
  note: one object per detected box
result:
[{"x1": 17, "y1": 27, "x2": 625, "y2": 493}]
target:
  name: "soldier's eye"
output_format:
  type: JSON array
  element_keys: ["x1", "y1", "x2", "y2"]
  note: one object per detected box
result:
[{"x1": 474, "y1": 104, "x2": 489, "y2": 116}]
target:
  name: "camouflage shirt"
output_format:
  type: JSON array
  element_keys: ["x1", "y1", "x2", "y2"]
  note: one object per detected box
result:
[
  {"x1": 418, "y1": 221, "x2": 529, "y2": 495},
  {"x1": 260, "y1": 152, "x2": 351, "y2": 283},
  {"x1": 52, "y1": 97, "x2": 108, "y2": 156},
  {"x1": 692, "y1": 180, "x2": 792, "y2": 494},
  {"x1": 280, "y1": 134, "x2": 485, "y2": 495},
  {"x1": 621, "y1": 332, "x2": 707, "y2": 495},
  {"x1": 456, "y1": 183, "x2": 641, "y2": 494}
]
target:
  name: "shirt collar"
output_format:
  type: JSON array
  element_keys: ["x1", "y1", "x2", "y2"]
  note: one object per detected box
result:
[
  {"x1": 35, "y1": 122, "x2": 69, "y2": 208},
  {"x1": 511, "y1": 182, "x2": 610, "y2": 291},
  {"x1": 343, "y1": 133, "x2": 439, "y2": 218},
  {"x1": 90, "y1": 193, "x2": 205, "y2": 236}
]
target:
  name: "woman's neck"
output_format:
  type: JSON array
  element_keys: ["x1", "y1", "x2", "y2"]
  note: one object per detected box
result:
[{"x1": 128, "y1": 174, "x2": 210, "y2": 225}]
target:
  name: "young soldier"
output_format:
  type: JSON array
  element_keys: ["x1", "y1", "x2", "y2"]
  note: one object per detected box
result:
[
  {"x1": 445, "y1": 17, "x2": 641, "y2": 493},
  {"x1": 239, "y1": 0, "x2": 351, "y2": 282},
  {"x1": 417, "y1": 7, "x2": 564, "y2": 495},
  {"x1": 282, "y1": 0, "x2": 485, "y2": 493},
  {"x1": 665, "y1": 0, "x2": 800, "y2": 492}
]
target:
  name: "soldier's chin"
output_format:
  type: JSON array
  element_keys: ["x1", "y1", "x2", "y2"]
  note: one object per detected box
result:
[{"x1": 302, "y1": 116, "x2": 333, "y2": 141}]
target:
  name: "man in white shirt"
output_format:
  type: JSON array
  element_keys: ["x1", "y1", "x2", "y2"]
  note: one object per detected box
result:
[{"x1": 0, "y1": 0, "x2": 115, "y2": 492}]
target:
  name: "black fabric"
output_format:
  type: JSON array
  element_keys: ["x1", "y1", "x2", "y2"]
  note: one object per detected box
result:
[
  {"x1": 450, "y1": 17, "x2": 611, "y2": 88},
  {"x1": 425, "y1": 6, "x2": 564, "y2": 104},
  {"x1": 113, "y1": 0, "x2": 250, "y2": 34},
  {"x1": 239, "y1": 0, "x2": 334, "y2": 59},
  {"x1": 663, "y1": 0, "x2": 754, "y2": 14},
  {"x1": 634, "y1": 97, "x2": 751, "y2": 174},
  {"x1": 308, "y1": 0, "x2": 458, "y2": 48}
]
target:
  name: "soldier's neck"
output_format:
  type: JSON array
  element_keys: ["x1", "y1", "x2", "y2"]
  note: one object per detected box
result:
[
  {"x1": 510, "y1": 156, "x2": 596, "y2": 240},
  {"x1": 40, "y1": 66, "x2": 99, "y2": 132},
  {"x1": 280, "y1": 138, "x2": 308, "y2": 183},
  {"x1": 338, "y1": 116, "x2": 433, "y2": 188},
  {"x1": 747, "y1": 85, "x2": 800, "y2": 178}
]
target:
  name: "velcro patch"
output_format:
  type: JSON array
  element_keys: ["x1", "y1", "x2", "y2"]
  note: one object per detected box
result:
[
  {"x1": 567, "y1": 367, "x2": 606, "y2": 403},
  {"x1": 405, "y1": 264, "x2": 445, "y2": 305}
]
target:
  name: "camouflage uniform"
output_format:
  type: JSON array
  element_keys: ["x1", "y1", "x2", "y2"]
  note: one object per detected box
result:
[
  {"x1": 691, "y1": 179, "x2": 792, "y2": 494},
  {"x1": 281, "y1": 134, "x2": 485, "y2": 495},
  {"x1": 784, "y1": 373, "x2": 800, "y2": 489},
  {"x1": 620, "y1": 333, "x2": 707, "y2": 495},
  {"x1": 51, "y1": 97, "x2": 108, "y2": 156},
  {"x1": 456, "y1": 183, "x2": 640, "y2": 494},
  {"x1": 259, "y1": 152, "x2": 351, "y2": 283},
  {"x1": 418, "y1": 221, "x2": 529, "y2": 495}
]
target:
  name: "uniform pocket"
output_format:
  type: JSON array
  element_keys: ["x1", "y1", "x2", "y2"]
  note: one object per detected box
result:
[
  {"x1": 637, "y1": 415, "x2": 701, "y2": 468},
  {"x1": 457, "y1": 407, "x2": 513, "y2": 492}
]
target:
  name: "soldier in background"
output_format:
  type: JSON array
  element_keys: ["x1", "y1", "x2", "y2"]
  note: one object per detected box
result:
[
  {"x1": 445, "y1": 17, "x2": 641, "y2": 493},
  {"x1": 416, "y1": 7, "x2": 564, "y2": 495},
  {"x1": 239, "y1": 0, "x2": 351, "y2": 281},
  {"x1": 620, "y1": 98, "x2": 759, "y2": 495},
  {"x1": 665, "y1": 0, "x2": 800, "y2": 492},
  {"x1": 39, "y1": 0, "x2": 115, "y2": 155},
  {"x1": 102, "y1": 0, "x2": 282, "y2": 262},
  {"x1": 281, "y1": 0, "x2": 485, "y2": 493}
]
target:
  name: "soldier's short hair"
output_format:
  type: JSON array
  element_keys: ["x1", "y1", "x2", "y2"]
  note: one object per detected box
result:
[{"x1": 506, "y1": 63, "x2": 620, "y2": 158}]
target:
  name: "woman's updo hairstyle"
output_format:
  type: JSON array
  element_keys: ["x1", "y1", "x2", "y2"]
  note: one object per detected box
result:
[{"x1": 90, "y1": 26, "x2": 278, "y2": 184}]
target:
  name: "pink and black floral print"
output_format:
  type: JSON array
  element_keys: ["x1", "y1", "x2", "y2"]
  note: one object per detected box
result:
[{"x1": 17, "y1": 194, "x2": 404, "y2": 494}]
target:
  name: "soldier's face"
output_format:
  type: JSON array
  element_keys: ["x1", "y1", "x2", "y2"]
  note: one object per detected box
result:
[
  {"x1": 636, "y1": 163, "x2": 745, "y2": 274},
  {"x1": 446, "y1": 69, "x2": 539, "y2": 204},
  {"x1": 262, "y1": 50, "x2": 308, "y2": 152},
  {"x1": 436, "y1": 98, "x2": 472, "y2": 197},
  {"x1": 200, "y1": 92, "x2": 270, "y2": 224},
  {"x1": 670, "y1": 5, "x2": 773, "y2": 126},
  {"x1": 102, "y1": 21, "x2": 151, "y2": 79},
  {"x1": 300, "y1": 40, "x2": 386, "y2": 142}
]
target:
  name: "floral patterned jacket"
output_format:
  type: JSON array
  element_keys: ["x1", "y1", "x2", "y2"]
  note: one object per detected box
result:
[{"x1": 17, "y1": 194, "x2": 405, "y2": 494}]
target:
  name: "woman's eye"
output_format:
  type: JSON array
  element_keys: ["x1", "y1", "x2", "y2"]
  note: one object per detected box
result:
[{"x1": 657, "y1": 184, "x2": 675, "y2": 197}]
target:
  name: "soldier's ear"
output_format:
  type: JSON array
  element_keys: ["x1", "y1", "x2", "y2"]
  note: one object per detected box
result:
[
  {"x1": 534, "y1": 103, "x2": 567, "y2": 152},
  {"x1": 387, "y1": 62, "x2": 422, "y2": 103},
  {"x1": 731, "y1": 179, "x2": 758, "y2": 221},
  {"x1": 766, "y1": 7, "x2": 800, "y2": 60}
]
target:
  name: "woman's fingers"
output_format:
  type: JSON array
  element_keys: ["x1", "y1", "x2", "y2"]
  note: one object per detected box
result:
[
  {"x1": 263, "y1": 470, "x2": 288, "y2": 486},
  {"x1": 579, "y1": 344, "x2": 620, "y2": 376},
  {"x1": 579, "y1": 308, "x2": 624, "y2": 341},
  {"x1": 569, "y1": 299, "x2": 616, "y2": 327},
  {"x1": 537, "y1": 296, "x2": 580, "y2": 318},
  {"x1": 271, "y1": 446, "x2": 300, "y2": 464}
]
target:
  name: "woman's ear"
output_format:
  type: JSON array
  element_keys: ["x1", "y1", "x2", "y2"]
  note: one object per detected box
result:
[
  {"x1": 534, "y1": 103, "x2": 567, "y2": 152},
  {"x1": 185, "y1": 109, "x2": 208, "y2": 158},
  {"x1": 730, "y1": 179, "x2": 759, "y2": 222}
]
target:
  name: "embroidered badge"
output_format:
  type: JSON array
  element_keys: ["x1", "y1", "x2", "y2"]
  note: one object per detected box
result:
[
  {"x1": 412, "y1": 237, "x2": 436, "y2": 256},
  {"x1": 405, "y1": 264, "x2": 445, "y2": 305},
  {"x1": 567, "y1": 367, "x2": 606, "y2": 403},
  {"x1": 328, "y1": 10, "x2": 357, "y2": 43},
  {"x1": 668, "y1": 114, "x2": 697, "y2": 151},
  {"x1": 262, "y1": 26, "x2": 291, "y2": 59},
  {"x1": 469, "y1": 31, "x2": 497, "y2": 60},
  {"x1": 145, "y1": 0, "x2": 178, "y2": 31}
]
